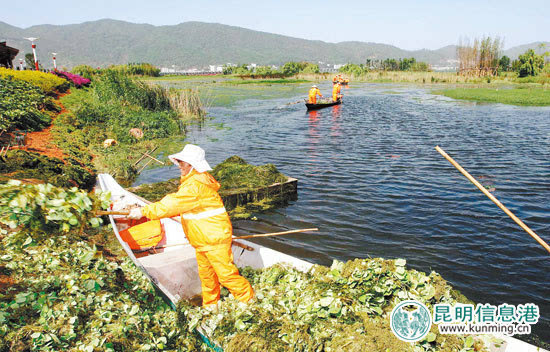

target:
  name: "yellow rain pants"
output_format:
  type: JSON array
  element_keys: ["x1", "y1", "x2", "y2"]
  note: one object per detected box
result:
[
  {"x1": 332, "y1": 84, "x2": 341, "y2": 102},
  {"x1": 141, "y1": 169, "x2": 254, "y2": 306},
  {"x1": 196, "y1": 244, "x2": 254, "y2": 305}
]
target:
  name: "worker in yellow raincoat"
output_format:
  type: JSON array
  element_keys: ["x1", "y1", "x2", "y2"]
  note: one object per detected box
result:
[
  {"x1": 332, "y1": 82, "x2": 342, "y2": 102},
  {"x1": 308, "y1": 85, "x2": 323, "y2": 104},
  {"x1": 128, "y1": 144, "x2": 254, "y2": 306}
]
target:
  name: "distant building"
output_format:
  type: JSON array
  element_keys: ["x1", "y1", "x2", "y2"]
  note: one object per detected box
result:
[
  {"x1": 209, "y1": 65, "x2": 223, "y2": 73},
  {"x1": 0, "y1": 41, "x2": 19, "y2": 69},
  {"x1": 160, "y1": 67, "x2": 177, "y2": 73}
]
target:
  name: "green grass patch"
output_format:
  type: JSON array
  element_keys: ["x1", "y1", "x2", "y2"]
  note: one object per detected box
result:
[{"x1": 434, "y1": 87, "x2": 550, "y2": 106}]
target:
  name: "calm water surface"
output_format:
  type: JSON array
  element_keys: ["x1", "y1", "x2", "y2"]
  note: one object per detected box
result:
[{"x1": 137, "y1": 83, "x2": 550, "y2": 342}]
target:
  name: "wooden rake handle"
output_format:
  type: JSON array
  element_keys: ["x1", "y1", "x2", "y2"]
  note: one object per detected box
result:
[{"x1": 96, "y1": 210, "x2": 130, "y2": 216}]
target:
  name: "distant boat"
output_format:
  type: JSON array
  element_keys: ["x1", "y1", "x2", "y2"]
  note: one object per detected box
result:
[{"x1": 305, "y1": 98, "x2": 342, "y2": 111}]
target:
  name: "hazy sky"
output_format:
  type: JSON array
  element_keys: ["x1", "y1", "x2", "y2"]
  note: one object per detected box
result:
[{"x1": 2, "y1": 0, "x2": 548, "y2": 50}]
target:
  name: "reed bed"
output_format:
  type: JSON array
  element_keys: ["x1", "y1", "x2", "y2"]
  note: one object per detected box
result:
[
  {"x1": 295, "y1": 71, "x2": 528, "y2": 84},
  {"x1": 167, "y1": 87, "x2": 207, "y2": 118}
]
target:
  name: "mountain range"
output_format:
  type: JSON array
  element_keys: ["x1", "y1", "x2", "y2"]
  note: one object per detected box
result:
[{"x1": 1, "y1": 19, "x2": 548, "y2": 69}]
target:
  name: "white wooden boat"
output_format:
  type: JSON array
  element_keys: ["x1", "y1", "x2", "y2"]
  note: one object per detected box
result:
[
  {"x1": 97, "y1": 173, "x2": 547, "y2": 352},
  {"x1": 97, "y1": 173, "x2": 312, "y2": 308}
]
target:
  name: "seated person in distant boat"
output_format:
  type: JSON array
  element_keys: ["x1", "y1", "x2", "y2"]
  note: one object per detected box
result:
[
  {"x1": 332, "y1": 82, "x2": 342, "y2": 102},
  {"x1": 128, "y1": 144, "x2": 254, "y2": 307},
  {"x1": 308, "y1": 85, "x2": 323, "y2": 104}
]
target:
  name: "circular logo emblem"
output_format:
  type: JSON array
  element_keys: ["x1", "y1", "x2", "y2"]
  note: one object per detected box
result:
[{"x1": 390, "y1": 300, "x2": 432, "y2": 342}]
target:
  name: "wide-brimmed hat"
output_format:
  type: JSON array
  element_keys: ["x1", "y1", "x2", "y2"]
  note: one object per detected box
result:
[
  {"x1": 168, "y1": 144, "x2": 212, "y2": 172},
  {"x1": 312, "y1": 85, "x2": 318, "y2": 88}
]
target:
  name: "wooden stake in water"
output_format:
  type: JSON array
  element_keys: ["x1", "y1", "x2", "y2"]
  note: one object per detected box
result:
[{"x1": 435, "y1": 146, "x2": 550, "y2": 254}]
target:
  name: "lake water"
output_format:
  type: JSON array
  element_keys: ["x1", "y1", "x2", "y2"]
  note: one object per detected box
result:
[{"x1": 137, "y1": 82, "x2": 550, "y2": 343}]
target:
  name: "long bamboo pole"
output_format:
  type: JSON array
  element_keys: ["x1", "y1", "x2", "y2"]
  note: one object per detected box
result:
[
  {"x1": 234, "y1": 228, "x2": 318, "y2": 240},
  {"x1": 96, "y1": 210, "x2": 130, "y2": 216},
  {"x1": 137, "y1": 228, "x2": 318, "y2": 252},
  {"x1": 435, "y1": 146, "x2": 550, "y2": 254}
]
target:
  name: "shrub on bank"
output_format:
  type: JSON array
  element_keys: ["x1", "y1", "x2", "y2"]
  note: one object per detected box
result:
[
  {"x1": 71, "y1": 64, "x2": 99, "y2": 80},
  {"x1": 94, "y1": 70, "x2": 171, "y2": 111},
  {"x1": 0, "y1": 68, "x2": 69, "y2": 95},
  {"x1": 51, "y1": 70, "x2": 91, "y2": 88},
  {"x1": 105, "y1": 63, "x2": 161, "y2": 77},
  {"x1": 0, "y1": 77, "x2": 51, "y2": 132},
  {"x1": 54, "y1": 72, "x2": 198, "y2": 185}
]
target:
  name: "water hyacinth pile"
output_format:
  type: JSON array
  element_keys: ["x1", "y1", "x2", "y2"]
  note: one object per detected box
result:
[
  {"x1": 0, "y1": 230, "x2": 202, "y2": 351},
  {"x1": 51, "y1": 71, "x2": 91, "y2": 88},
  {"x1": 0, "y1": 181, "x2": 204, "y2": 351},
  {"x1": 179, "y1": 259, "x2": 491, "y2": 352},
  {"x1": 0, "y1": 180, "x2": 110, "y2": 235}
]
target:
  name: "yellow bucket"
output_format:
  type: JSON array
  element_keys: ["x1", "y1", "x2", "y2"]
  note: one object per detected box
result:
[{"x1": 119, "y1": 220, "x2": 164, "y2": 250}]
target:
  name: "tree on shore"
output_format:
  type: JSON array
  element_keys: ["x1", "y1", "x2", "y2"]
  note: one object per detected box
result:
[
  {"x1": 457, "y1": 36, "x2": 502, "y2": 76},
  {"x1": 516, "y1": 49, "x2": 545, "y2": 77},
  {"x1": 498, "y1": 55, "x2": 511, "y2": 72}
]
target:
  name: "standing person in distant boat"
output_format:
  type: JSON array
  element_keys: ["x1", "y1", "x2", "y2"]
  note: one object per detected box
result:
[
  {"x1": 332, "y1": 82, "x2": 342, "y2": 102},
  {"x1": 308, "y1": 85, "x2": 323, "y2": 104},
  {"x1": 128, "y1": 144, "x2": 254, "y2": 307}
]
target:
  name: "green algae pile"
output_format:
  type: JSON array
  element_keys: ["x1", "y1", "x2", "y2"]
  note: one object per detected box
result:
[
  {"x1": 131, "y1": 155, "x2": 291, "y2": 219},
  {"x1": 178, "y1": 258, "x2": 494, "y2": 352},
  {"x1": 211, "y1": 156, "x2": 287, "y2": 191},
  {"x1": 0, "y1": 150, "x2": 95, "y2": 190}
]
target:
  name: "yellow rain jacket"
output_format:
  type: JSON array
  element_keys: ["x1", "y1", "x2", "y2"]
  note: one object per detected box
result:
[
  {"x1": 308, "y1": 87, "x2": 322, "y2": 104},
  {"x1": 141, "y1": 169, "x2": 254, "y2": 305},
  {"x1": 332, "y1": 84, "x2": 341, "y2": 102}
]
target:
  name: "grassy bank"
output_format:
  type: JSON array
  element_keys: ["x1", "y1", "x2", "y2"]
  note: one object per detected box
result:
[
  {"x1": 434, "y1": 87, "x2": 550, "y2": 106},
  {"x1": 53, "y1": 71, "x2": 206, "y2": 186}
]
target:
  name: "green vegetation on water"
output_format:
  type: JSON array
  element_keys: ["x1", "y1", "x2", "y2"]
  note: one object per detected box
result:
[
  {"x1": 434, "y1": 87, "x2": 550, "y2": 106},
  {"x1": 212, "y1": 156, "x2": 287, "y2": 191},
  {"x1": 224, "y1": 79, "x2": 310, "y2": 85}
]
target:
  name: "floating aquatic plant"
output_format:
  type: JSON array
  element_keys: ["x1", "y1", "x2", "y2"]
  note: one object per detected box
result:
[{"x1": 178, "y1": 258, "x2": 491, "y2": 352}]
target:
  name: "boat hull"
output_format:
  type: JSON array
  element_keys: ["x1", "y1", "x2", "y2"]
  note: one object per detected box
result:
[{"x1": 305, "y1": 99, "x2": 342, "y2": 110}]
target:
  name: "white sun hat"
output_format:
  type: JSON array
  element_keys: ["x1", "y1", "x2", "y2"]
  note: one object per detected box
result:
[{"x1": 168, "y1": 144, "x2": 212, "y2": 172}]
